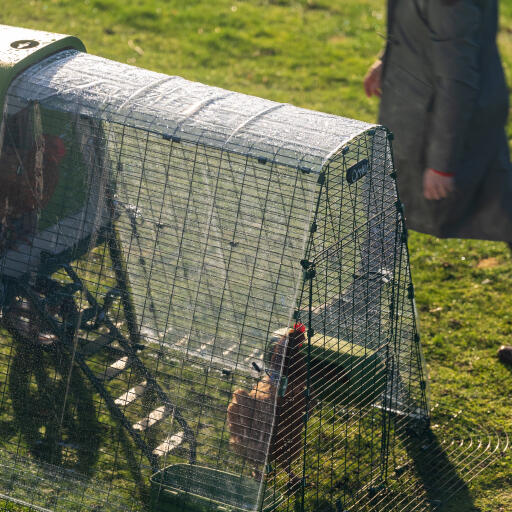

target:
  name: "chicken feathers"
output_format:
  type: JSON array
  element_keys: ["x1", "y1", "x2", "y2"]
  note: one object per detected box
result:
[{"x1": 227, "y1": 323, "x2": 307, "y2": 486}]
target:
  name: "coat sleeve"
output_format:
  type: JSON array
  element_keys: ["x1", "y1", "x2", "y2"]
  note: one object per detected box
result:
[
  {"x1": 380, "y1": 0, "x2": 398, "y2": 62},
  {"x1": 425, "y1": 0, "x2": 482, "y2": 175}
]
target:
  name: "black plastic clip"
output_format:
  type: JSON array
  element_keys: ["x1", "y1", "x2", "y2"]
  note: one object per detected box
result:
[
  {"x1": 301, "y1": 260, "x2": 316, "y2": 280},
  {"x1": 300, "y1": 260, "x2": 316, "y2": 281},
  {"x1": 300, "y1": 259, "x2": 312, "y2": 269},
  {"x1": 163, "y1": 134, "x2": 181, "y2": 143},
  {"x1": 304, "y1": 267, "x2": 316, "y2": 280}
]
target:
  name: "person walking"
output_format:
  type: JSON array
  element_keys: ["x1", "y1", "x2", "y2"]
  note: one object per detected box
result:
[{"x1": 364, "y1": 0, "x2": 512, "y2": 363}]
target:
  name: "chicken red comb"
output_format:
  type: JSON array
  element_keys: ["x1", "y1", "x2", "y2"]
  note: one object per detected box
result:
[{"x1": 293, "y1": 322, "x2": 306, "y2": 334}]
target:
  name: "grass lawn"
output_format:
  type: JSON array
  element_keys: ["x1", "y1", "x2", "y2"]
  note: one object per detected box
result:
[{"x1": 0, "y1": 1, "x2": 511, "y2": 511}]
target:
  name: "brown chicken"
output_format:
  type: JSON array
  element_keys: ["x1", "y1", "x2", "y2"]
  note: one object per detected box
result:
[
  {"x1": 227, "y1": 323, "x2": 308, "y2": 489},
  {"x1": 0, "y1": 128, "x2": 65, "y2": 252},
  {"x1": 0, "y1": 133, "x2": 65, "y2": 217}
]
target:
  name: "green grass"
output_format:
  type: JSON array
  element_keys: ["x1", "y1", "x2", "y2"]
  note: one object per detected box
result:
[{"x1": 0, "y1": 1, "x2": 511, "y2": 511}]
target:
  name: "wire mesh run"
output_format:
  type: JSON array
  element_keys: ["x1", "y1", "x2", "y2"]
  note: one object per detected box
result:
[{"x1": 0, "y1": 48, "x2": 507, "y2": 512}]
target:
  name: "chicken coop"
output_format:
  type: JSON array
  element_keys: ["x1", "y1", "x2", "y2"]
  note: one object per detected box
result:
[{"x1": 0, "y1": 25, "x2": 508, "y2": 512}]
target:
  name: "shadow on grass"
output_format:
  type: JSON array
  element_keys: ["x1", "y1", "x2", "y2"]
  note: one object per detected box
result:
[
  {"x1": 398, "y1": 423, "x2": 479, "y2": 512},
  {"x1": 116, "y1": 422, "x2": 149, "y2": 506},
  {"x1": 9, "y1": 341, "x2": 102, "y2": 475}
]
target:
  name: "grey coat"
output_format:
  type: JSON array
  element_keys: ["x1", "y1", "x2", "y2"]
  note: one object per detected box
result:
[{"x1": 379, "y1": 0, "x2": 512, "y2": 240}]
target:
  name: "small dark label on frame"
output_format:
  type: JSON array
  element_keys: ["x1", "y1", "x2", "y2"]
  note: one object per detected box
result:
[{"x1": 346, "y1": 159, "x2": 369, "y2": 184}]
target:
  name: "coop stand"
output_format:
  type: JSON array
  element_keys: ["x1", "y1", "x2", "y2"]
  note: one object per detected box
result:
[{"x1": 1, "y1": 217, "x2": 196, "y2": 474}]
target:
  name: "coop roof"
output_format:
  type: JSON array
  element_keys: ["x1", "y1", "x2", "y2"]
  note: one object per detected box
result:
[{"x1": 9, "y1": 49, "x2": 375, "y2": 173}]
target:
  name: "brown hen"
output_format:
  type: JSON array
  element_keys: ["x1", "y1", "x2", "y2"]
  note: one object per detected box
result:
[
  {"x1": 0, "y1": 131, "x2": 65, "y2": 251},
  {"x1": 227, "y1": 323, "x2": 307, "y2": 489},
  {"x1": 0, "y1": 133, "x2": 65, "y2": 218}
]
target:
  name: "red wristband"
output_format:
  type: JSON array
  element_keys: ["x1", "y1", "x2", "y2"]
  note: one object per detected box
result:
[{"x1": 430, "y1": 169, "x2": 455, "y2": 178}]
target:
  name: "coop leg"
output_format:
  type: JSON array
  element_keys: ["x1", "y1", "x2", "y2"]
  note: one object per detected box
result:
[{"x1": 106, "y1": 226, "x2": 141, "y2": 347}]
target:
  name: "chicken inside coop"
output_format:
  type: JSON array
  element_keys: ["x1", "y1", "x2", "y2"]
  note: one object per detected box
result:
[
  {"x1": 227, "y1": 322, "x2": 308, "y2": 491},
  {"x1": 0, "y1": 104, "x2": 65, "y2": 250}
]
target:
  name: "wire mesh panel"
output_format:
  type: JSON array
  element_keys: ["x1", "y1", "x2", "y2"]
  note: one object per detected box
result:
[
  {"x1": 287, "y1": 130, "x2": 429, "y2": 512},
  {"x1": 0, "y1": 46, "x2": 506, "y2": 512}
]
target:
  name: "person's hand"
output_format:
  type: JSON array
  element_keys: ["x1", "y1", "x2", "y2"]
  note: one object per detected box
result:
[
  {"x1": 364, "y1": 60, "x2": 383, "y2": 98},
  {"x1": 423, "y1": 168, "x2": 455, "y2": 200}
]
